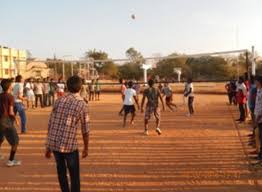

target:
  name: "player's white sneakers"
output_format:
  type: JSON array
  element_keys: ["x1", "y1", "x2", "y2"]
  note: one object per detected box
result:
[
  {"x1": 144, "y1": 130, "x2": 149, "y2": 136},
  {"x1": 156, "y1": 128, "x2": 162, "y2": 135},
  {"x1": 6, "y1": 160, "x2": 21, "y2": 167}
]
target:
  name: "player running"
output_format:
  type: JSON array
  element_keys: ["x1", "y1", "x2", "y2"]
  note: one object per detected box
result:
[
  {"x1": 141, "y1": 79, "x2": 165, "y2": 136},
  {"x1": 161, "y1": 83, "x2": 177, "y2": 112}
]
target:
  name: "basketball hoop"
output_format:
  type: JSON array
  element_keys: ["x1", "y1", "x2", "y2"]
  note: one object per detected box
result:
[
  {"x1": 146, "y1": 58, "x2": 157, "y2": 69},
  {"x1": 174, "y1": 67, "x2": 182, "y2": 82},
  {"x1": 142, "y1": 64, "x2": 152, "y2": 85}
]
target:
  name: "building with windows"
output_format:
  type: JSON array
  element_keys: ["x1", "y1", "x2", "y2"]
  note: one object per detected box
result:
[{"x1": 0, "y1": 46, "x2": 27, "y2": 78}]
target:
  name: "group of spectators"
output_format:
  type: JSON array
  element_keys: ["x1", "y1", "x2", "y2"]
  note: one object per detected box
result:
[
  {"x1": 0, "y1": 75, "x2": 101, "y2": 172},
  {"x1": 24, "y1": 77, "x2": 61, "y2": 109},
  {"x1": 0, "y1": 77, "x2": 102, "y2": 109},
  {"x1": 0, "y1": 75, "x2": 102, "y2": 135},
  {"x1": 226, "y1": 73, "x2": 262, "y2": 163}
]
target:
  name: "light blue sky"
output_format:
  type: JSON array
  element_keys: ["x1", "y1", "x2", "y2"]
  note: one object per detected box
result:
[{"x1": 1, "y1": 0, "x2": 262, "y2": 59}]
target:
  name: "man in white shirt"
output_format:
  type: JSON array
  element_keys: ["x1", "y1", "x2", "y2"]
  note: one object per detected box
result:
[
  {"x1": 237, "y1": 78, "x2": 247, "y2": 96},
  {"x1": 184, "y1": 78, "x2": 194, "y2": 117},
  {"x1": 13, "y1": 75, "x2": 27, "y2": 134},
  {"x1": 25, "y1": 78, "x2": 35, "y2": 109},
  {"x1": 57, "y1": 78, "x2": 65, "y2": 97},
  {"x1": 34, "y1": 79, "x2": 44, "y2": 108},
  {"x1": 123, "y1": 81, "x2": 140, "y2": 127}
]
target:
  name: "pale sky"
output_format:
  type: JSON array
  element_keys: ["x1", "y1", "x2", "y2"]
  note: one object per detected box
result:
[{"x1": 0, "y1": 0, "x2": 262, "y2": 59}]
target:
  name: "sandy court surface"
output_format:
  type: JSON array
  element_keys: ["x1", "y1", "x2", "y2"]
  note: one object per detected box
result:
[{"x1": 0, "y1": 93, "x2": 262, "y2": 192}]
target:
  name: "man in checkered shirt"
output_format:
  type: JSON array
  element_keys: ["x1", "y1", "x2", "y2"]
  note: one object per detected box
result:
[{"x1": 45, "y1": 75, "x2": 89, "y2": 192}]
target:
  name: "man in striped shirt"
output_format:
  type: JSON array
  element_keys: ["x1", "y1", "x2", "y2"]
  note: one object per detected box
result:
[{"x1": 45, "y1": 75, "x2": 89, "y2": 192}]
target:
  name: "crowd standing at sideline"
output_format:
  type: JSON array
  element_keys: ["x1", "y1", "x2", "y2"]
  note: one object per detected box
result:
[{"x1": 225, "y1": 73, "x2": 262, "y2": 166}]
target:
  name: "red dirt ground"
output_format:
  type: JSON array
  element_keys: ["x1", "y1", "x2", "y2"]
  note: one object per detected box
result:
[{"x1": 0, "y1": 94, "x2": 262, "y2": 192}]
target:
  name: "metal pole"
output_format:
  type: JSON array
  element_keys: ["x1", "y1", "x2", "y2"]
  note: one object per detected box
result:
[
  {"x1": 144, "y1": 69, "x2": 147, "y2": 84},
  {"x1": 79, "y1": 62, "x2": 81, "y2": 78},
  {"x1": 178, "y1": 72, "x2": 181, "y2": 82},
  {"x1": 85, "y1": 62, "x2": 88, "y2": 79},
  {"x1": 245, "y1": 51, "x2": 249, "y2": 76},
  {"x1": 62, "y1": 61, "x2": 65, "y2": 80},
  {"x1": 71, "y1": 62, "x2": 73, "y2": 76},
  {"x1": 54, "y1": 62, "x2": 57, "y2": 80},
  {"x1": 237, "y1": 58, "x2": 239, "y2": 79},
  {"x1": 251, "y1": 46, "x2": 256, "y2": 76}
]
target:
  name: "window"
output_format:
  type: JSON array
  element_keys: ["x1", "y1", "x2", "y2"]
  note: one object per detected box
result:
[
  {"x1": 11, "y1": 69, "x2": 15, "y2": 76},
  {"x1": 4, "y1": 69, "x2": 9, "y2": 75},
  {"x1": 4, "y1": 56, "x2": 8, "y2": 62}
]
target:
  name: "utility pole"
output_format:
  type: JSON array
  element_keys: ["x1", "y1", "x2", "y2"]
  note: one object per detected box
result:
[
  {"x1": 62, "y1": 60, "x2": 65, "y2": 80},
  {"x1": 71, "y1": 62, "x2": 73, "y2": 76},
  {"x1": 62, "y1": 55, "x2": 73, "y2": 80},
  {"x1": 251, "y1": 46, "x2": 256, "y2": 76},
  {"x1": 246, "y1": 51, "x2": 249, "y2": 76}
]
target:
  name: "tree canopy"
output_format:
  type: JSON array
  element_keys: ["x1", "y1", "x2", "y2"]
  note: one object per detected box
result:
[{"x1": 80, "y1": 48, "x2": 254, "y2": 81}]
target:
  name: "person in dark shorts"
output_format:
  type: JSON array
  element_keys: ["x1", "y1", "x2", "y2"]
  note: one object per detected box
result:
[
  {"x1": 122, "y1": 81, "x2": 140, "y2": 127},
  {"x1": 0, "y1": 79, "x2": 21, "y2": 167},
  {"x1": 141, "y1": 79, "x2": 165, "y2": 136},
  {"x1": 161, "y1": 83, "x2": 177, "y2": 112}
]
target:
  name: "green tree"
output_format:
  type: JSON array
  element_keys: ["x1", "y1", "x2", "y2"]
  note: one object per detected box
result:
[
  {"x1": 153, "y1": 53, "x2": 188, "y2": 79},
  {"x1": 101, "y1": 62, "x2": 119, "y2": 79},
  {"x1": 186, "y1": 56, "x2": 229, "y2": 80},
  {"x1": 126, "y1": 47, "x2": 144, "y2": 64},
  {"x1": 118, "y1": 63, "x2": 143, "y2": 80},
  {"x1": 85, "y1": 49, "x2": 109, "y2": 72},
  {"x1": 256, "y1": 59, "x2": 262, "y2": 74},
  {"x1": 118, "y1": 48, "x2": 145, "y2": 79}
]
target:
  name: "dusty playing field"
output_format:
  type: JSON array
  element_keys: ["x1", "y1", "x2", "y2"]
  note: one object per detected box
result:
[{"x1": 0, "y1": 94, "x2": 262, "y2": 192}]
